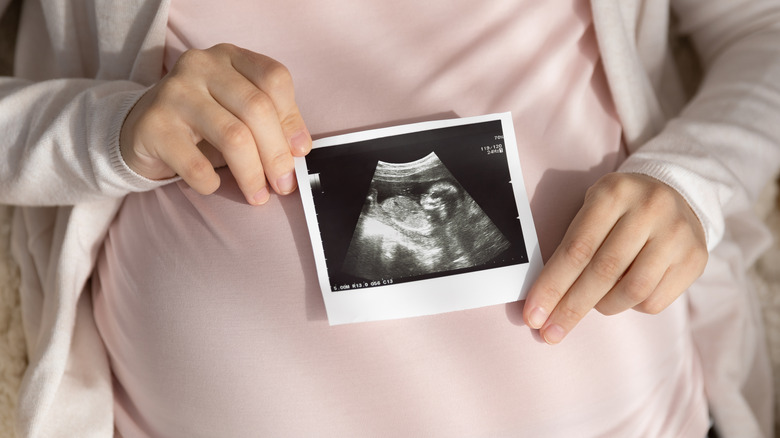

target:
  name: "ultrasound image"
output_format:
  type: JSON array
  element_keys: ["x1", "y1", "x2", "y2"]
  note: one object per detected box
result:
[{"x1": 342, "y1": 152, "x2": 510, "y2": 280}]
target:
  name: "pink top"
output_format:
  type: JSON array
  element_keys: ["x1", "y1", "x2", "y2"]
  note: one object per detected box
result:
[{"x1": 92, "y1": 1, "x2": 709, "y2": 436}]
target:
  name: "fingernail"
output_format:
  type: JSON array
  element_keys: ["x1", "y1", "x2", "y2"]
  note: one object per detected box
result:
[
  {"x1": 289, "y1": 129, "x2": 310, "y2": 155},
  {"x1": 276, "y1": 171, "x2": 296, "y2": 195},
  {"x1": 542, "y1": 324, "x2": 566, "y2": 345},
  {"x1": 528, "y1": 307, "x2": 548, "y2": 329},
  {"x1": 252, "y1": 187, "x2": 270, "y2": 205}
]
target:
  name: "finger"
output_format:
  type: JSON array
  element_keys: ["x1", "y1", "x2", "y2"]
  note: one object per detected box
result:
[
  {"x1": 229, "y1": 48, "x2": 312, "y2": 156},
  {"x1": 606, "y1": 199, "x2": 707, "y2": 315},
  {"x1": 523, "y1": 199, "x2": 622, "y2": 330},
  {"x1": 594, "y1": 240, "x2": 669, "y2": 316},
  {"x1": 537, "y1": 218, "x2": 648, "y2": 344},
  {"x1": 207, "y1": 67, "x2": 298, "y2": 196},
  {"x1": 632, "y1": 251, "x2": 706, "y2": 314},
  {"x1": 183, "y1": 92, "x2": 270, "y2": 205},
  {"x1": 627, "y1": 267, "x2": 681, "y2": 315},
  {"x1": 152, "y1": 122, "x2": 221, "y2": 195}
]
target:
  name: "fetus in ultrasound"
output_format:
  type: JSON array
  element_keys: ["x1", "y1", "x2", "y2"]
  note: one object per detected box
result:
[{"x1": 342, "y1": 152, "x2": 510, "y2": 281}]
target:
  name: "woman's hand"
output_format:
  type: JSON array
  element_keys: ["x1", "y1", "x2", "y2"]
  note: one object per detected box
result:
[
  {"x1": 120, "y1": 43, "x2": 311, "y2": 205},
  {"x1": 523, "y1": 173, "x2": 708, "y2": 344}
]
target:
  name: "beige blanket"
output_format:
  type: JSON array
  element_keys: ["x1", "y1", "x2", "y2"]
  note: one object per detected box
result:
[{"x1": 0, "y1": 206, "x2": 26, "y2": 437}]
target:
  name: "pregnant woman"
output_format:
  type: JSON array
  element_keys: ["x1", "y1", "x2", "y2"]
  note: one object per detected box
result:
[{"x1": 2, "y1": 1, "x2": 780, "y2": 437}]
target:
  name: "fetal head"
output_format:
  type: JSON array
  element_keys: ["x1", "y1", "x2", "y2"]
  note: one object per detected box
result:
[{"x1": 420, "y1": 181, "x2": 461, "y2": 221}]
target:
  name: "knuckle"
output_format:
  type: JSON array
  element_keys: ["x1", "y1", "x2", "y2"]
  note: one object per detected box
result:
[
  {"x1": 598, "y1": 173, "x2": 625, "y2": 191},
  {"x1": 621, "y1": 275, "x2": 654, "y2": 303},
  {"x1": 667, "y1": 216, "x2": 703, "y2": 248},
  {"x1": 556, "y1": 301, "x2": 587, "y2": 324},
  {"x1": 262, "y1": 61, "x2": 294, "y2": 91},
  {"x1": 564, "y1": 238, "x2": 596, "y2": 268},
  {"x1": 245, "y1": 171, "x2": 267, "y2": 189},
  {"x1": 174, "y1": 48, "x2": 210, "y2": 71},
  {"x1": 536, "y1": 282, "x2": 564, "y2": 301},
  {"x1": 590, "y1": 173, "x2": 630, "y2": 201},
  {"x1": 234, "y1": 170, "x2": 267, "y2": 195},
  {"x1": 684, "y1": 245, "x2": 709, "y2": 273},
  {"x1": 643, "y1": 184, "x2": 676, "y2": 211},
  {"x1": 265, "y1": 149, "x2": 294, "y2": 174},
  {"x1": 208, "y1": 42, "x2": 237, "y2": 54},
  {"x1": 243, "y1": 90, "x2": 276, "y2": 117},
  {"x1": 280, "y1": 112, "x2": 305, "y2": 134},
  {"x1": 219, "y1": 121, "x2": 253, "y2": 151},
  {"x1": 183, "y1": 155, "x2": 213, "y2": 181},
  {"x1": 583, "y1": 182, "x2": 607, "y2": 205},
  {"x1": 156, "y1": 76, "x2": 189, "y2": 102},
  {"x1": 590, "y1": 254, "x2": 623, "y2": 282},
  {"x1": 667, "y1": 216, "x2": 689, "y2": 235},
  {"x1": 155, "y1": 66, "x2": 205, "y2": 107}
]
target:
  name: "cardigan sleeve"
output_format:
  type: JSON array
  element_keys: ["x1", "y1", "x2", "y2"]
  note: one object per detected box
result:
[
  {"x1": 0, "y1": 77, "x2": 172, "y2": 206},
  {"x1": 0, "y1": 0, "x2": 173, "y2": 207},
  {"x1": 617, "y1": 0, "x2": 780, "y2": 250}
]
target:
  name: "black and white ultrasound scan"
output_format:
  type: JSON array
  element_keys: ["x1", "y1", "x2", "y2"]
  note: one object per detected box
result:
[
  {"x1": 342, "y1": 151, "x2": 511, "y2": 280},
  {"x1": 295, "y1": 113, "x2": 542, "y2": 325}
]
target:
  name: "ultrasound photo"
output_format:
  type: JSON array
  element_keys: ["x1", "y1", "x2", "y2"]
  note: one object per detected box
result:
[
  {"x1": 294, "y1": 113, "x2": 542, "y2": 324},
  {"x1": 342, "y1": 152, "x2": 510, "y2": 280},
  {"x1": 302, "y1": 116, "x2": 529, "y2": 291}
]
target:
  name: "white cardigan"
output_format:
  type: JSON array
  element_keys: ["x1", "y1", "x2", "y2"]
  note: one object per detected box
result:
[{"x1": 2, "y1": 0, "x2": 779, "y2": 436}]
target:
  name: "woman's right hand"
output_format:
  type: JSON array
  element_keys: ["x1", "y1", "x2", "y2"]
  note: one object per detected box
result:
[{"x1": 120, "y1": 43, "x2": 311, "y2": 205}]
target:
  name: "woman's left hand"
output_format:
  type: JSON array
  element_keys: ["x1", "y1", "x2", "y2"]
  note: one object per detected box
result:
[{"x1": 522, "y1": 173, "x2": 709, "y2": 344}]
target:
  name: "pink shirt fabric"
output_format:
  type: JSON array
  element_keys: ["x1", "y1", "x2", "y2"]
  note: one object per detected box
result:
[{"x1": 92, "y1": 0, "x2": 709, "y2": 436}]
